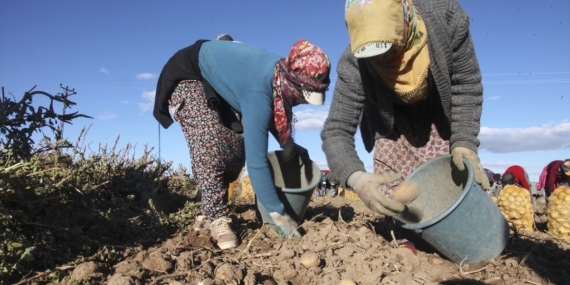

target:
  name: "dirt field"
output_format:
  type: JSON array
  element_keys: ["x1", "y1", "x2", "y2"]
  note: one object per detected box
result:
[{"x1": 43, "y1": 187, "x2": 570, "y2": 285}]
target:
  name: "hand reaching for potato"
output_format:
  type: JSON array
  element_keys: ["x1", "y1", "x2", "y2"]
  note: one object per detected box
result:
[{"x1": 392, "y1": 182, "x2": 420, "y2": 205}]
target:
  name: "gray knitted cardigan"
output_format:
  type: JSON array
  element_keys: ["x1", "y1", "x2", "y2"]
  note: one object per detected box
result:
[{"x1": 321, "y1": 0, "x2": 483, "y2": 185}]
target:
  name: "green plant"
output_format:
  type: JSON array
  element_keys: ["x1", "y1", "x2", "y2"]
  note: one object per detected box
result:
[
  {"x1": 0, "y1": 84, "x2": 92, "y2": 160},
  {"x1": 0, "y1": 85, "x2": 199, "y2": 283}
]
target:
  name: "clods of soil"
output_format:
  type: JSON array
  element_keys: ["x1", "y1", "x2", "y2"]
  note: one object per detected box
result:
[{"x1": 54, "y1": 194, "x2": 570, "y2": 285}]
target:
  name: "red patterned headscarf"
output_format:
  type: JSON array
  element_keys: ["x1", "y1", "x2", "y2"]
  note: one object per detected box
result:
[{"x1": 273, "y1": 40, "x2": 331, "y2": 147}]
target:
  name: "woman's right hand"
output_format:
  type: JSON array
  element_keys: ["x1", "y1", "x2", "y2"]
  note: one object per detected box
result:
[
  {"x1": 347, "y1": 171, "x2": 406, "y2": 216},
  {"x1": 283, "y1": 143, "x2": 310, "y2": 162}
]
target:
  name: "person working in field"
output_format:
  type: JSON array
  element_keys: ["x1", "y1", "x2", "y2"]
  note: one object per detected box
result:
[
  {"x1": 490, "y1": 173, "x2": 502, "y2": 196},
  {"x1": 154, "y1": 38, "x2": 331, "y2": 249},
  {"x1": 321, "y1": 0, "x2": 488, "y2": 216},
  {"x1": 502, "y1": 165, "x2": 530, "y2": 191},
  {"x1": 537, "y1": 159, "x2": 570, "y2": 197}
]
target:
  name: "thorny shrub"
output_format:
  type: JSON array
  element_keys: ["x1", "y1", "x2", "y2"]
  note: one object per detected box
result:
[
  {"x1": 0, "y1": 85, "x2": 92, "y2": 160},
  {"x1": 0, "y1": 86, "x2": 199, "y2": 284}
]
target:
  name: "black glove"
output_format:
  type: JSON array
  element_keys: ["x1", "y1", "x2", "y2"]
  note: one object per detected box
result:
[{"x1": 283, "y1": 142, "x2": 310, "y2": 162}]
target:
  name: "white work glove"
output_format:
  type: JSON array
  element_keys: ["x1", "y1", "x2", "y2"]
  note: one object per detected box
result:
[
  {"x1": 451, "y1": 147, "x2": 490, "y2": 191},
  {"x1": 347, "y1": 171, "x2": 406, "y2": 216},
  {"x1": 269, "y1": 212, "x2": 302, "y2": 239}
]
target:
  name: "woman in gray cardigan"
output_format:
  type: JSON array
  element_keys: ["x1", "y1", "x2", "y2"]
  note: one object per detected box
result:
[{"x1": 321, "y1": 0, "x2": 489, "y2": 216}]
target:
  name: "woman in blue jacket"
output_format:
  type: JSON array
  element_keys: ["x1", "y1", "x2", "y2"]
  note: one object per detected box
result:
[{"x1": 154, "y1": 39, "x2": 330, "y2": 249}]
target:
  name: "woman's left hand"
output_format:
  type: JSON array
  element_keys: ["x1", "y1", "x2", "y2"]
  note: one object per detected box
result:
[
  {"x1": 451, "y1": 147, "x2": 490, "y2": 190},
  {"x1": 269, "y1": 212, "x2": 302, "y2": 239}
]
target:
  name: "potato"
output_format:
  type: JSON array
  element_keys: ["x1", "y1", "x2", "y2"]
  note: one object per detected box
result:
[
  {"x1": 339, "y1": 280, "x2": 357, "y2": 285},
  {"x1": 299, "y1": 252, "x2": 320, "y2": 268},
  {"x1": 393, "y1": 182, "x2": 420, "y2": 204}
]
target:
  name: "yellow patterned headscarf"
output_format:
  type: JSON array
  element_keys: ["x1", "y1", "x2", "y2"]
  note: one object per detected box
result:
[{"x1": 345, "y1": 0, "x2": 430, "y2": 104}]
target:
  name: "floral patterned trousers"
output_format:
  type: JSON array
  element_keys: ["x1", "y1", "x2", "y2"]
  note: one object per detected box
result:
[
  {"x1": 170, "y1": 80, "x2": 245, "y2": 220},
  {"x1": 373, "y1": 92, "x2": 451, "y2": 198}
]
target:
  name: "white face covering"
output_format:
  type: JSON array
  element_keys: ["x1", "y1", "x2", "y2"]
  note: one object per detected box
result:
[{"x1": 302, "y1": 90, "x2": 325, "y2": 105}]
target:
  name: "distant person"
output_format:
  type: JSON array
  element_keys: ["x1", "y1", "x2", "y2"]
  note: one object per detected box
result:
[
  {"x1": 491, "y1": 173, "x2": 501, "y2": 186},
  {"x1": 501, "y1": 173, "x2": 517, "y2": 187},
  {"x1": 483, "y1": 168, "x2": 495, "y2": 194},
  {"x1": 154, "y1": 38, "x2": 331, "y2": 248},
  {"x1": 484, "y1": 168, "x2": 494, "y2": 182},
  {"x1": 316, "y1": 172, "x2": 328, "y2": 197},
  {"x1": 326, "y1": 172, "x2": 338, "y2": 197},
  {"x1": 502, "y1": 165, "x2": 530, "y2": 190},
  {"x1": 490, "y1": 173, "x2": 502, "y2": 196},
  {"x1": 321, "y1": 0, "x2": 488, "y2": 217},
  {"x1": 537, "y1": 159, "x2": 570, "y2": 197},
  {"x1": 328, "y1": 179, "x2": 338, "y2": 196}
]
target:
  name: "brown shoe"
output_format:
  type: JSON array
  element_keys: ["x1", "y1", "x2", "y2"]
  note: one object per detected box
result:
[{"x1": 210, "y1": 217, "x2": 238, "y2": 249}]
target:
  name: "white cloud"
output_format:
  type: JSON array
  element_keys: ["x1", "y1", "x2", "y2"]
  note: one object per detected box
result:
[
  {"x1": 100, "y1": 67, "x2": 109, "y2": 74},
  {"x1": 489, "y1": 96, "x2": 501, "y2": 100},
  {"x1": 99, "y1": 112, "x2": 117, "y2": 120},
  {"x1": 293, "y1": 109, "x2": 329, "y2": 131},
  {"x1": 479, "y1": 121, "x2": 570, "y2": 153},
  {"x1": 141, "y1": 90, "x2": 155, "y2": 101},
  {"x1": 479, "y1": 160, "x2": 548, "y2": 181},
  {"x1": 480, "y1": 161, "x2": 522, "y2": 169},
  {"x1": 138, "y1": 90, "x2": 155, "y2": 112},
  {"x1": 122, "y1": 100, "x2": 129, "y2": 104},
  {"x1": 136, "y1": 73, "x2": 156, "y2": 80},
  {"x1": 138, "y1": 103, "x2": 153, "y2": 112}
]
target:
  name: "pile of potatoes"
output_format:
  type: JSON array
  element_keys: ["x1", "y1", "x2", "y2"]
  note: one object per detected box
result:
[
  {"x1": 495, "y1": 185, "x2": 534, "y2": 232},
  {"x1": 238, "y1": 175, "x2": 256, "y2": 203},
  {"x1": 547, "y1": 186, "x2": 570, "y2": 241},
  {"x1": 338, "y1": 187, "x2": 360, "y2": 200}
]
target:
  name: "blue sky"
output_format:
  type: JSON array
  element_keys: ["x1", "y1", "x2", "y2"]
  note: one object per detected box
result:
[{"x1": 1, "y1": 0, "x2": 569, "y2": 183}]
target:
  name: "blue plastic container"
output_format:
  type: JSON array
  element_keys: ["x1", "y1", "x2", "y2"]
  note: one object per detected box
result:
[
  {"x1": 255, "y1": 151, "x2": 321, "y2": 227},
  {"x1": 393, "y1": 155, "x2": 509, "y2": 265}
]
